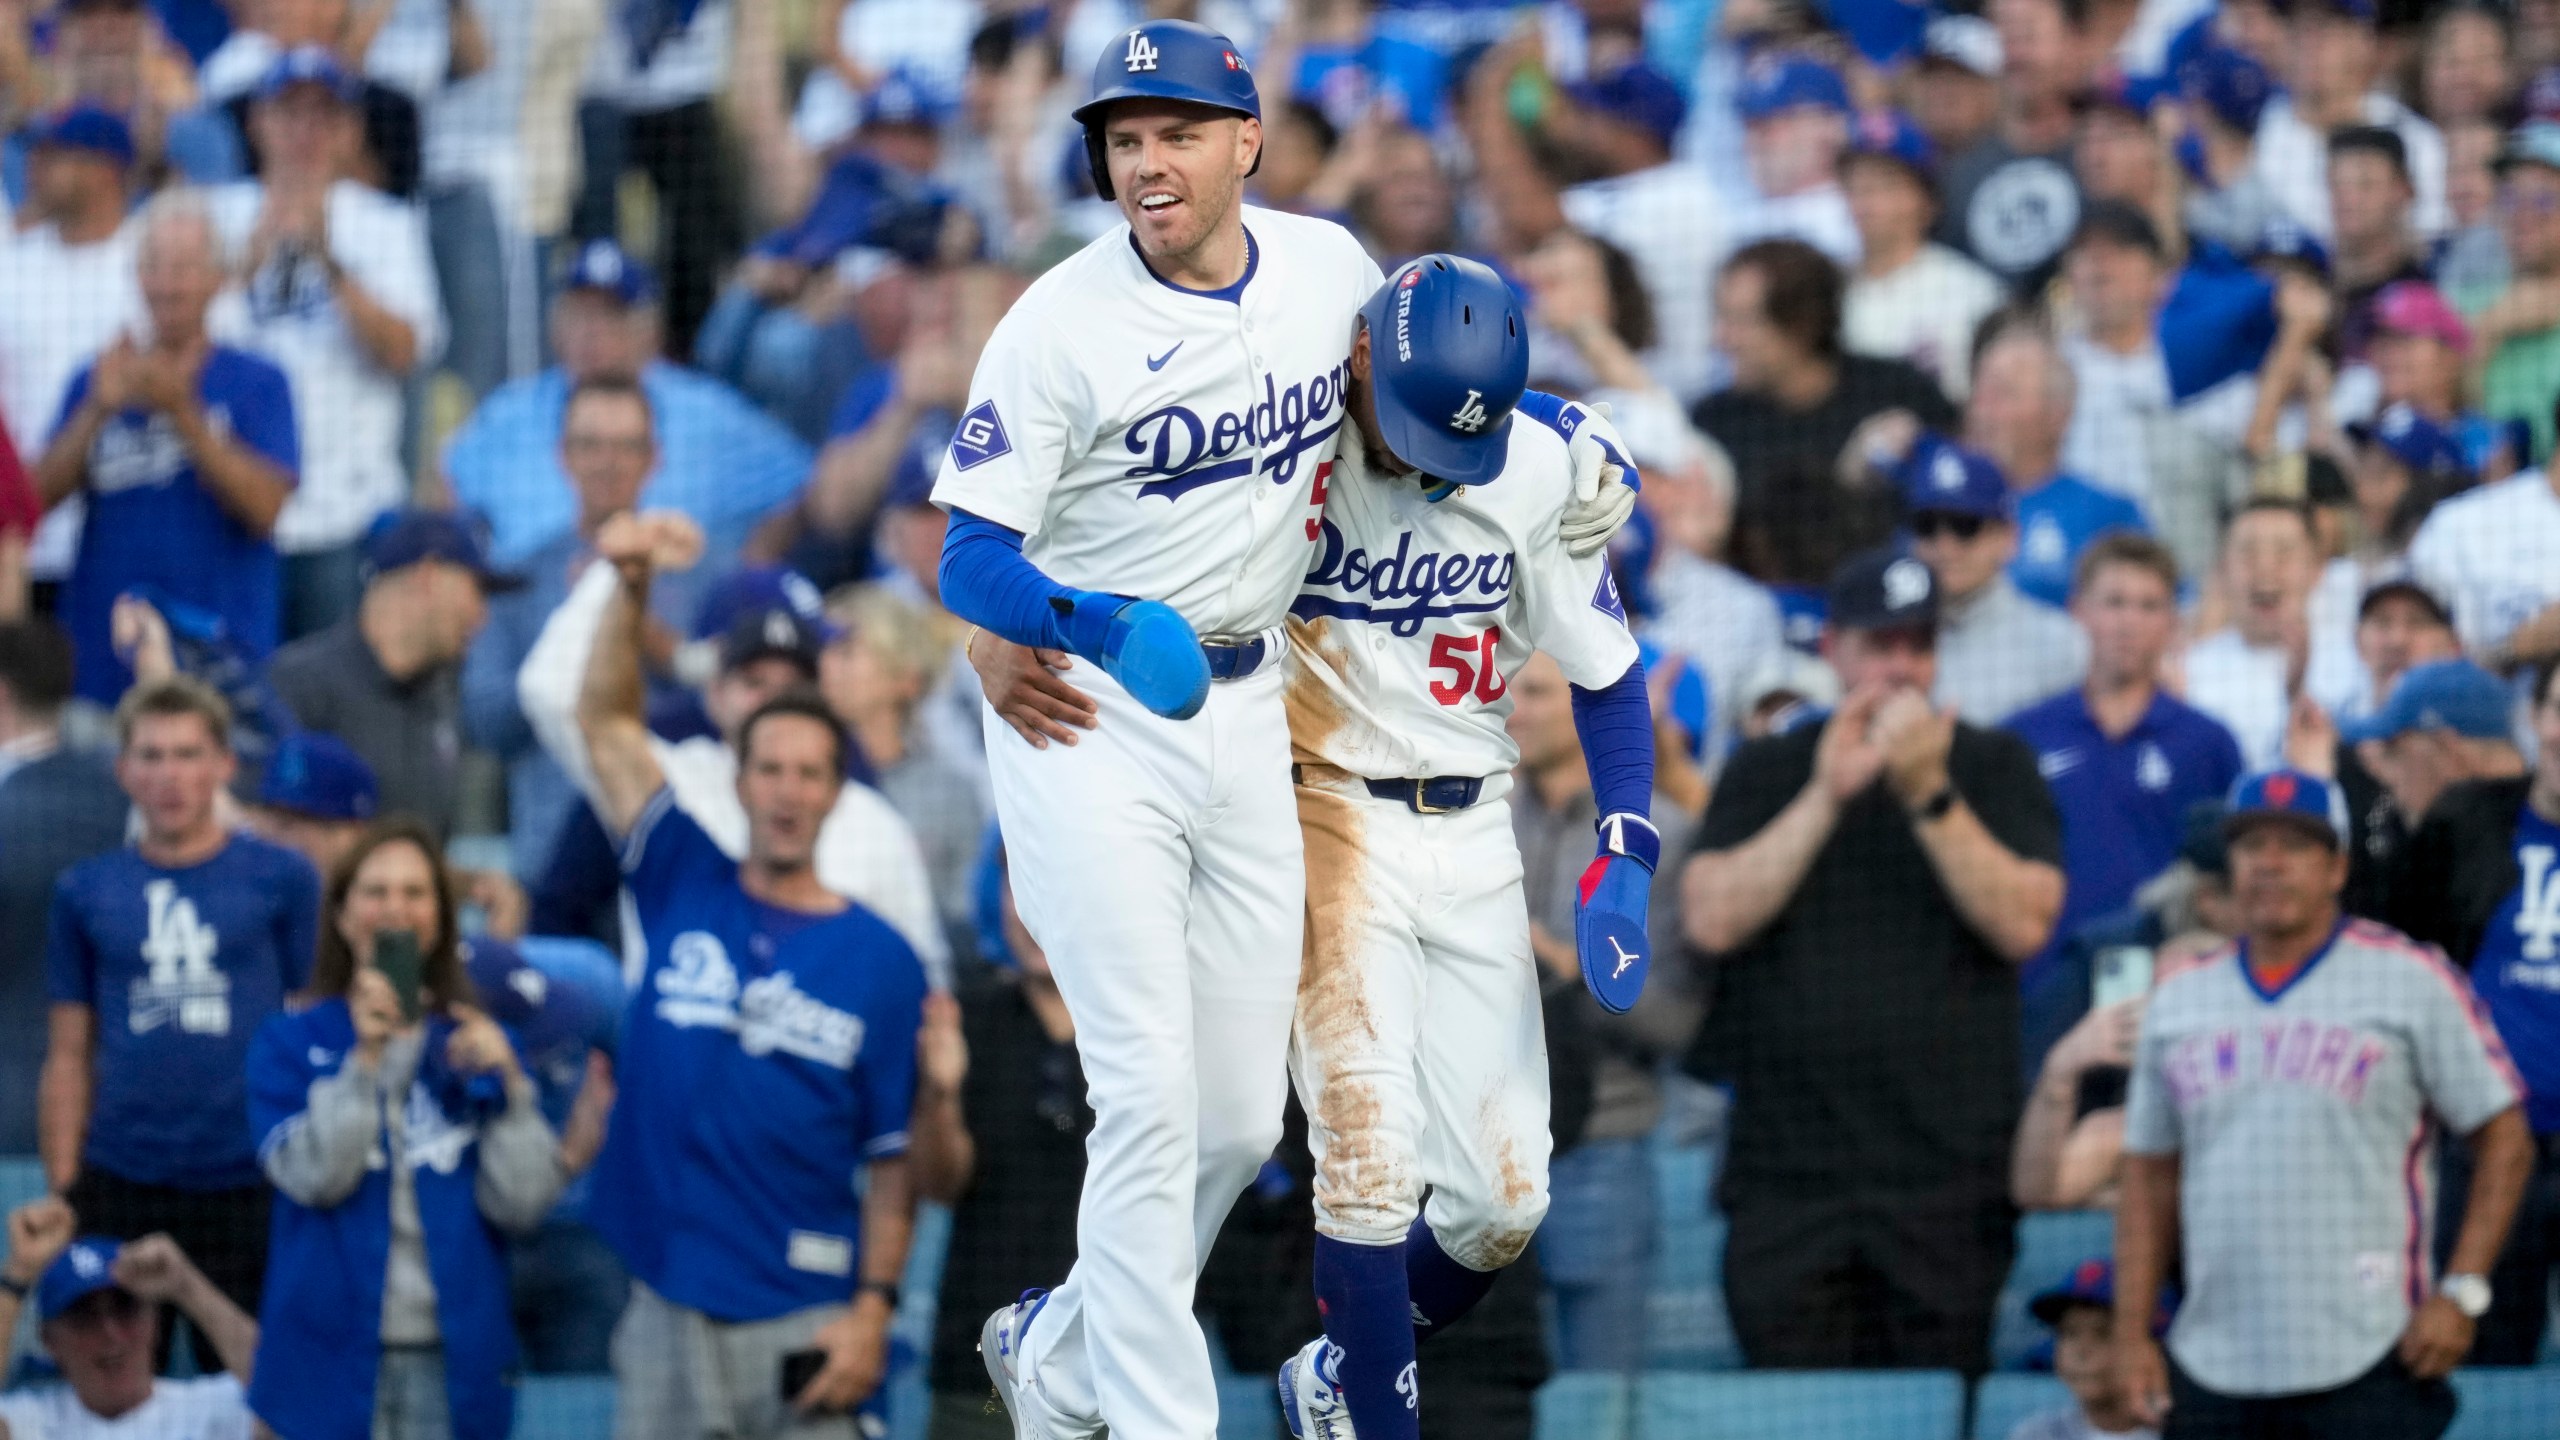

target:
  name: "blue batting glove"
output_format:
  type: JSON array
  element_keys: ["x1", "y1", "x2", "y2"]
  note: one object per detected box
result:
[
  {"x1": 1574, "y1": 812, "x2": 1658, "y2": 1014},
  {"x1": 1051, "y1": 591, "x2": 1211, "y2": 720}
]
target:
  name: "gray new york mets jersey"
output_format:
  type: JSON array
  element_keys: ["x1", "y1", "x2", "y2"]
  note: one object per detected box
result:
[{"x1": 2123, "y1": 919, "x2": 2521, "y2": 1396}]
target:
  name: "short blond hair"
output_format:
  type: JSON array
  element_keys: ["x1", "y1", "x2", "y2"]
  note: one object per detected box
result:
[
  {"x1": 115, "y1": 675, "x2": 233, "y2": 752},
  {"x1": 827, "y1": 583, "x2": 953, "y2": 692}
]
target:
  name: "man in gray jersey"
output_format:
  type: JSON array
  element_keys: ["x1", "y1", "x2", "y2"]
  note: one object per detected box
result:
[{"x1": 2115, "y1": 766, "x2": 2533, "y2": 1439}]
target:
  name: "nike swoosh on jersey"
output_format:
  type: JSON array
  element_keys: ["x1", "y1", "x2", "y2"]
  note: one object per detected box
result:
[{"x1": 1147, "y1": 343, "x2": 1183, "y2": 371}]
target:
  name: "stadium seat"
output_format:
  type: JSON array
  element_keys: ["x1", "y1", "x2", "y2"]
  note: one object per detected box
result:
[
  {"x1": 514, "y1": 1375, "x2": 615, "y2": 1440},
  {"x1": 1646, "y1": 1138, "x2": 1741, "y2": 1370},
  {"x1": 1536, "y1": 1372, "x2": 1634, "y2": 1440},
  {"x1": 2449, "y1": 1368, "x2": 2560, "y2": 1440},
  {"x1": 1971, "y1": 1372, "x2": 2073, "y2": 1440},
  {"x1": 1633, "y1": 1370, "x2": 1967, "y2": 1440},
  {"x1": 1217, "y1": 1373, "x2": 1281, "y2": 1440},
  {"x1": 1991, "y1": 1210, "x2": 2115, "y2": 1368}
]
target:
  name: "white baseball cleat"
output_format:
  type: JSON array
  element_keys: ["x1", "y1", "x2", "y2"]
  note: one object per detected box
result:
[
  {"x1": 1277, "y1": 1337, "x2": 1358, "y2": 1440},
  {"x1": 979, "y1": 1291, "x2": 1095, "y2": 1440}
]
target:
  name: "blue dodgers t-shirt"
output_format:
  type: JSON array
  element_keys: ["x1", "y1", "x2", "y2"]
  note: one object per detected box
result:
[
  {"x1": 2006, "y1": 689, "x2": 2244, "y2": 987},
  {"x1": 2469, "y1": 810, "x2": 2560, "y2": 1133},
  {"x1": 2010, "y1": 475, "x2": 2149, "y2": 610},
  {"x1": 54, "y1": 346, "x2": 299, "y2": 704},
  {"x1": 46, "y1": 834, "x2": 320, "y2": 1188},
  {"x1": 588, "y1": 793, "x2": 926, "y2": 1322}
]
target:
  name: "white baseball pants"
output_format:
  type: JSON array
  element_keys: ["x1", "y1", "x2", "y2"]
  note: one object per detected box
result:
[{"x1": 986, "y1": 660, "x2": 1303, "y2": 1440}]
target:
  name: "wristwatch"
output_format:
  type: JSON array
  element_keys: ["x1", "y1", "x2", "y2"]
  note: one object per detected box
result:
[{"x1": 2440, "y1": 1273, "x2": 2492, "y2": 1319}]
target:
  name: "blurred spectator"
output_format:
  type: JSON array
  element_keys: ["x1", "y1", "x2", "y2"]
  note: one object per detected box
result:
[
  {"x1": 1693, "y1": 238, "x2": 1958, "y2": 590},
  {"x1": 571, "y1": 0, "x2": 739, "y2": 356},
  {"x1": 207, "y1": 48, "x2": 443, "y2": 638},
  {"x1": 267, "y1": 510, "x2": 515, "y2": 842},
  {"x1": 567, "y1": 512, "x2": 929, "y2": 1435},
  {"x1": 2072, "y1": 82, "x2": 2179, "y2": 254},
  {"x1": 2185, "y1": 499, "x2": 2322, "y2": 768},
  {"x1": 0, "y1": 101, "x2": 140, "y2": 587},
  {"x1": 2055, "y1": 203, "x2": 2200, "y2": 515},
  {"x1": 2176, "y1": 42, "x2": 2283, "y2": 255},
  {"x1": 2115, "y1": 769, "x2": 2529, "y2": 1434},
  {"x1": 2436, "y1": 117, "x2": 2508, "y2": 294},
  {"x1": 2328, "y1": 127, "x2": 2432, "y2": 360},
  {"x1": 1902, "y1": 439, "x2": 2088, "y2": 723},
  {"x1": 1683, "y1": 548, "x2": 2062, "y2": 1369},
  {"x1": 1911, "y1": 14, "x2": 2004, "y2": 161},
  {"x1": 1508, "y1": 650, "x2": 1701, "y2": 1372},
  {"x1": 1348, "y1": 124, "x2": 1459, "y2": 268},
  {"x1": 0, "y1": 1202, "x2": 260, "y2": 1436},
  {"x1": 1465, "y1": 34, "x2": 1717, "y2": 398},
  {"x1": 2391, "y1": 660, "x2": 2560, "y2": 1364},
  {"x1": 2253, "y1": 0, "x2": 2451, "y2": 241},
  {"x1": 40, "y1": 677, "x2": 319, "y2": 1358},
  {"x1": 1730, "y1": 53, "x2": 1857, "y2": 264},
  {"x1": 2306, "y1": 578, "x2": 2464, "y2": 739},
  {"x1": 2457, "y1": 123, "x2": 2560, "y2": 462},
  {"x1": 816, "y1": 582, "x2": 981, "y2": 951},
  {"x1": 2352, "y1": 282, "x2": 2505, "y2": 479},
  {"x1": 929, "y1": 846, "x2": 1083, "y2": 1437},
  {"x1": 1965, "y1": 320, "x2": 2151, "y2": 610},
  {"x1": 0, "y1": 620, "x2": 121, "y2": 1156},
  {"x1": 1520, "y1": 225, "x2": 1659, "y2": 399},
  {"x1": 440, "y1": 238, "x2": 810, "y2": 582},
  {"x1": 2, "y1": 0, "x2": 232, "y2": 195},
  {"x1": 246, "y1": 819, "x2": 563, "y2": 1440},
  {"x1": 519, "y1": 514, "x2": 947, "y2": 976},
  {"x1": 2010, "y1": 530, "x2": 2241, "y2": 977},
  {"x1": 463, "y1": 932, "x2": 627, "y2": 1375},
  {"x1": 2405, "y1": 406, "x2": 2560, "y2": 674},
  {"x1": 460, "y1": 374, "x2": 675, "y2": 884},
  {"x1": 238, "y1": 725, "x2": 375, "y2": 867},
  {"x1": 1937, "y1": 0, "x2": 2089, "y2": 288},
  {"x1": 1841, "y1": 111, "x2": 2005, "y2": 400},
  {"x1": 1621, "y1": 415, "x2": 1787, "y2": 764},
  {"x1": 199, "y1": 0, "x2": 426, "y2": 197},
  {"x1": 2342, "y1": 658, "x2": 2526, "y2": 849},
  {"x1": 35, "y1": 191, "x2": 297, "y2": 705},
  {"x1": 2008, "y1": 1260, "x2": 2160, "y2": 1440},
  {"x1": 2419, "y1": 0, "x2": 2519, "y2": 129},
  {"x1": 2303, "y1": 406, "x2": 2469, "y2": 718}
]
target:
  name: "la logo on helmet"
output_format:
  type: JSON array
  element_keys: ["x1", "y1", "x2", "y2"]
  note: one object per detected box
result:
[
  {"x1": 1450, "y1": 390, "x2": 1489, "y2": 433},
  {"x1": 1124, "y1": 31, "x2": 1159, "y2": 72}
]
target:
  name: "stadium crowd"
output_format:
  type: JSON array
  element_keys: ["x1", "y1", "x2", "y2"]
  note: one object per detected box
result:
[{"x1": 4, "y1": 0, "x2": 2560, "y2": 1437}]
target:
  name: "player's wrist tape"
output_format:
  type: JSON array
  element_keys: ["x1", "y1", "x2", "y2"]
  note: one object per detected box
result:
[{"x1": 1595, "y1": 812, "x2": 1659, "y2": 871}]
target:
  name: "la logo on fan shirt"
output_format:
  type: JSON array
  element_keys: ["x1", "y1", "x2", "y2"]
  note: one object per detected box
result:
[
  {"x1": 130, "y1": 880, "x2": 230, "y2": 1036},
  {"x1": 2511, "y1": 845, "x2": 2560, "y2": 978}
]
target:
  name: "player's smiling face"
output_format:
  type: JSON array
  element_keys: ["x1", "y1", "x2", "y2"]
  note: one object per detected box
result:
[{"x1": 1104, "y1": 102, "x2": 1259, "y2": 265}]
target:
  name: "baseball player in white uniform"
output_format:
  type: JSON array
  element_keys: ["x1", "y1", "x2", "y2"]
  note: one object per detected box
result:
[
  {"x1": 934, "y1": 24, "x2": 1636, "y2": 1440},
  {"x1": 2115, "y1": 767, "x2": 2533, "y2": 1438}
]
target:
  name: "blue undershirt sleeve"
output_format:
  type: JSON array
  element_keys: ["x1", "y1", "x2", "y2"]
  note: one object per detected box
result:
[
  {"x1": 1570, "y1": 660, "x2": 1655, "y2": 827},
  {"x1": 937, "y1": 509, "x2": 1072, "y2": 651}
]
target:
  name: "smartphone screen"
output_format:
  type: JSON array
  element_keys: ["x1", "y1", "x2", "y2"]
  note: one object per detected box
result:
[
  {"x1": 2092, "y1": 945, "x2": 2154, "y2": 1010},
  {"x1": 373, "y1": 930, "x2": 424, "y2": 1023},
  {"x1": 779, "y1": 1348, "x2": 826, "y2": 1403}
]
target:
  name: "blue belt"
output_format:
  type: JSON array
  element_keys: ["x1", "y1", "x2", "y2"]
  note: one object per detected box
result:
[
  {"x1": 1364, "y1": 775, "x2": 1485, "y2": 814},
  {"x1": 1201, "y1": 634, "x2": 1269, "y2": 681}
]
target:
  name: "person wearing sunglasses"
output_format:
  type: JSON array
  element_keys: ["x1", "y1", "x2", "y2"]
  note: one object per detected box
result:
[{"x1": 1900, "y1": 438, "x2": 2087, "y2": 726}]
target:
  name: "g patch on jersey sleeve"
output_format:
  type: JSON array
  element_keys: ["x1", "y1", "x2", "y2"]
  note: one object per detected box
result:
[
  {"x1": 1593, "y1": 567, "x2": 1628, "y2": 623},
  {"x1": 949, "y1": 400, "x2": 1013, "y2": 471}
]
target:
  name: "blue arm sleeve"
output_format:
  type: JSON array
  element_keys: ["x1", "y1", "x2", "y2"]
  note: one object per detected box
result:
[
  {"x1": 1570, "y1": 661, "x2": 1655, "y2": 828},
  {"x1": 1515, "y1": 390, "x2": 1643, "y2": 492},
  {"x1": 937, "y1": 510, "x2": 1073, "y2": 650}
]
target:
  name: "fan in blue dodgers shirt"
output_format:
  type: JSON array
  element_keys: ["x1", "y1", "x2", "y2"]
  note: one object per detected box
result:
[
  {"x1": 40, "y1": 676, "x2": 318, "y2": 1367},
  {"x1": 243, "y1": 820, "x2": 564, "y2": 1440},
  {"x1": 574, "y1": 509, "x2": 929, "y2": 1440}
]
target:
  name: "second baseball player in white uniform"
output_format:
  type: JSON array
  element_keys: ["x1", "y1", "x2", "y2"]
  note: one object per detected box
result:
[
  {"x1": 933, "y1": 22, "x2": 1638, "y2": 1440},
  {"x1": 1271, "y1": 256, "x2": 1659, "y2": 1440}
]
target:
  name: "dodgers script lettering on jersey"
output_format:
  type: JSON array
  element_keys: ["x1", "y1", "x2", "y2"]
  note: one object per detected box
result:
[
  {"x1": 931, "y1": 207, "x2": 1387, "y2": 637},
  {"x1": 1286, "y1": 420, "x2": 1638, "y2": 783}
]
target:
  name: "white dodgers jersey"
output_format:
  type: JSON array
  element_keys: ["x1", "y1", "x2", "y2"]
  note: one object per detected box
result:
[
  {"x1": 931, "y1": 207, "x2": 1386, "y2": 638},
  {"x1": 1285, "y1": 417, "x2": 1640, "y2": 781}
]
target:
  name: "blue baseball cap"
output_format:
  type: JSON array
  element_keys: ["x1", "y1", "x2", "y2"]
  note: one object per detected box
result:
[
  {"x1": 258, "y1": 730, "x2": 380, "y2": 822},
  {"x1": 1738, "y1": 54, "x2": 1850, "y2": 123},
  {"x1": 25, "y1": 104, "x2": 135, "y2": 168},
  {"x1": 37, "y1": 1237, "x2": 124, "y2": 1322},
  {"x1": 2341, "y1": 660, "x2": 2513, "y2": 745},
  {"x1": 560, "y1": 238, "x2": 657, "y2": 307},
  {"x1": 863, "y1": 65, "x2": 955, "y2": 130},
  {"x1": 1899, "y1": 438, "x2": 2012, "y2": 521},
  {"x1": 2346, "y1": 402, "x2": 2469, "y2": 484},
  {"x1": 2177, "y1": 42, "x2": 2275, "y2": 133},
  {"x1": 1844, "y1": 109, "x2": 1936, "y2": 181},
  {"x1": 1828, "y1": 546, "x2": 1940, "y2": 633},
  {"x1": 1822, "y1": 0, "x2": 1932, "y2": 67},
  {"x1": 2224, "y1": 767, "x2": 2352, "y2": 847},
  {"x1": 1564, "y1": 60, "x2": 1689, "y2": 152},
  {"x1": 254, "y1": 45, "x2": 362, "y2": 104},
  {"x1": 2251, "y1": 217, "x2": 2332, "y2": 277},
  {"x1": 2031, "y1": 1257, "x2": 2176, "y2": 1334},
  {"x1": 690, "y1": 564, "x2": 837, "y2": 643},
  {"x1": 362, "y1": 510, "x2": 524, "y2": 592}
]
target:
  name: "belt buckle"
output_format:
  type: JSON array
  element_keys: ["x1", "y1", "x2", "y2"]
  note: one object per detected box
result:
[{"x1": 1410, "y1": 782, "x2": 1451, "y2": 816}]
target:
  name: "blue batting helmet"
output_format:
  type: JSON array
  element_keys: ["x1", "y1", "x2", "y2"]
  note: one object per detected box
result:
[
  {"x1": 1072, "y1": 20, "x2": 1261, "y2": 201},
  {"x1": 1356, "y1": 255, "x2": 1528, "y2": 489}
]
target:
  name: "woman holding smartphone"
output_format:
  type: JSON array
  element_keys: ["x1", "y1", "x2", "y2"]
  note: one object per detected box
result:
[{"x1": 243, "y1": 819, "x2": 565, "y2": 1440}]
